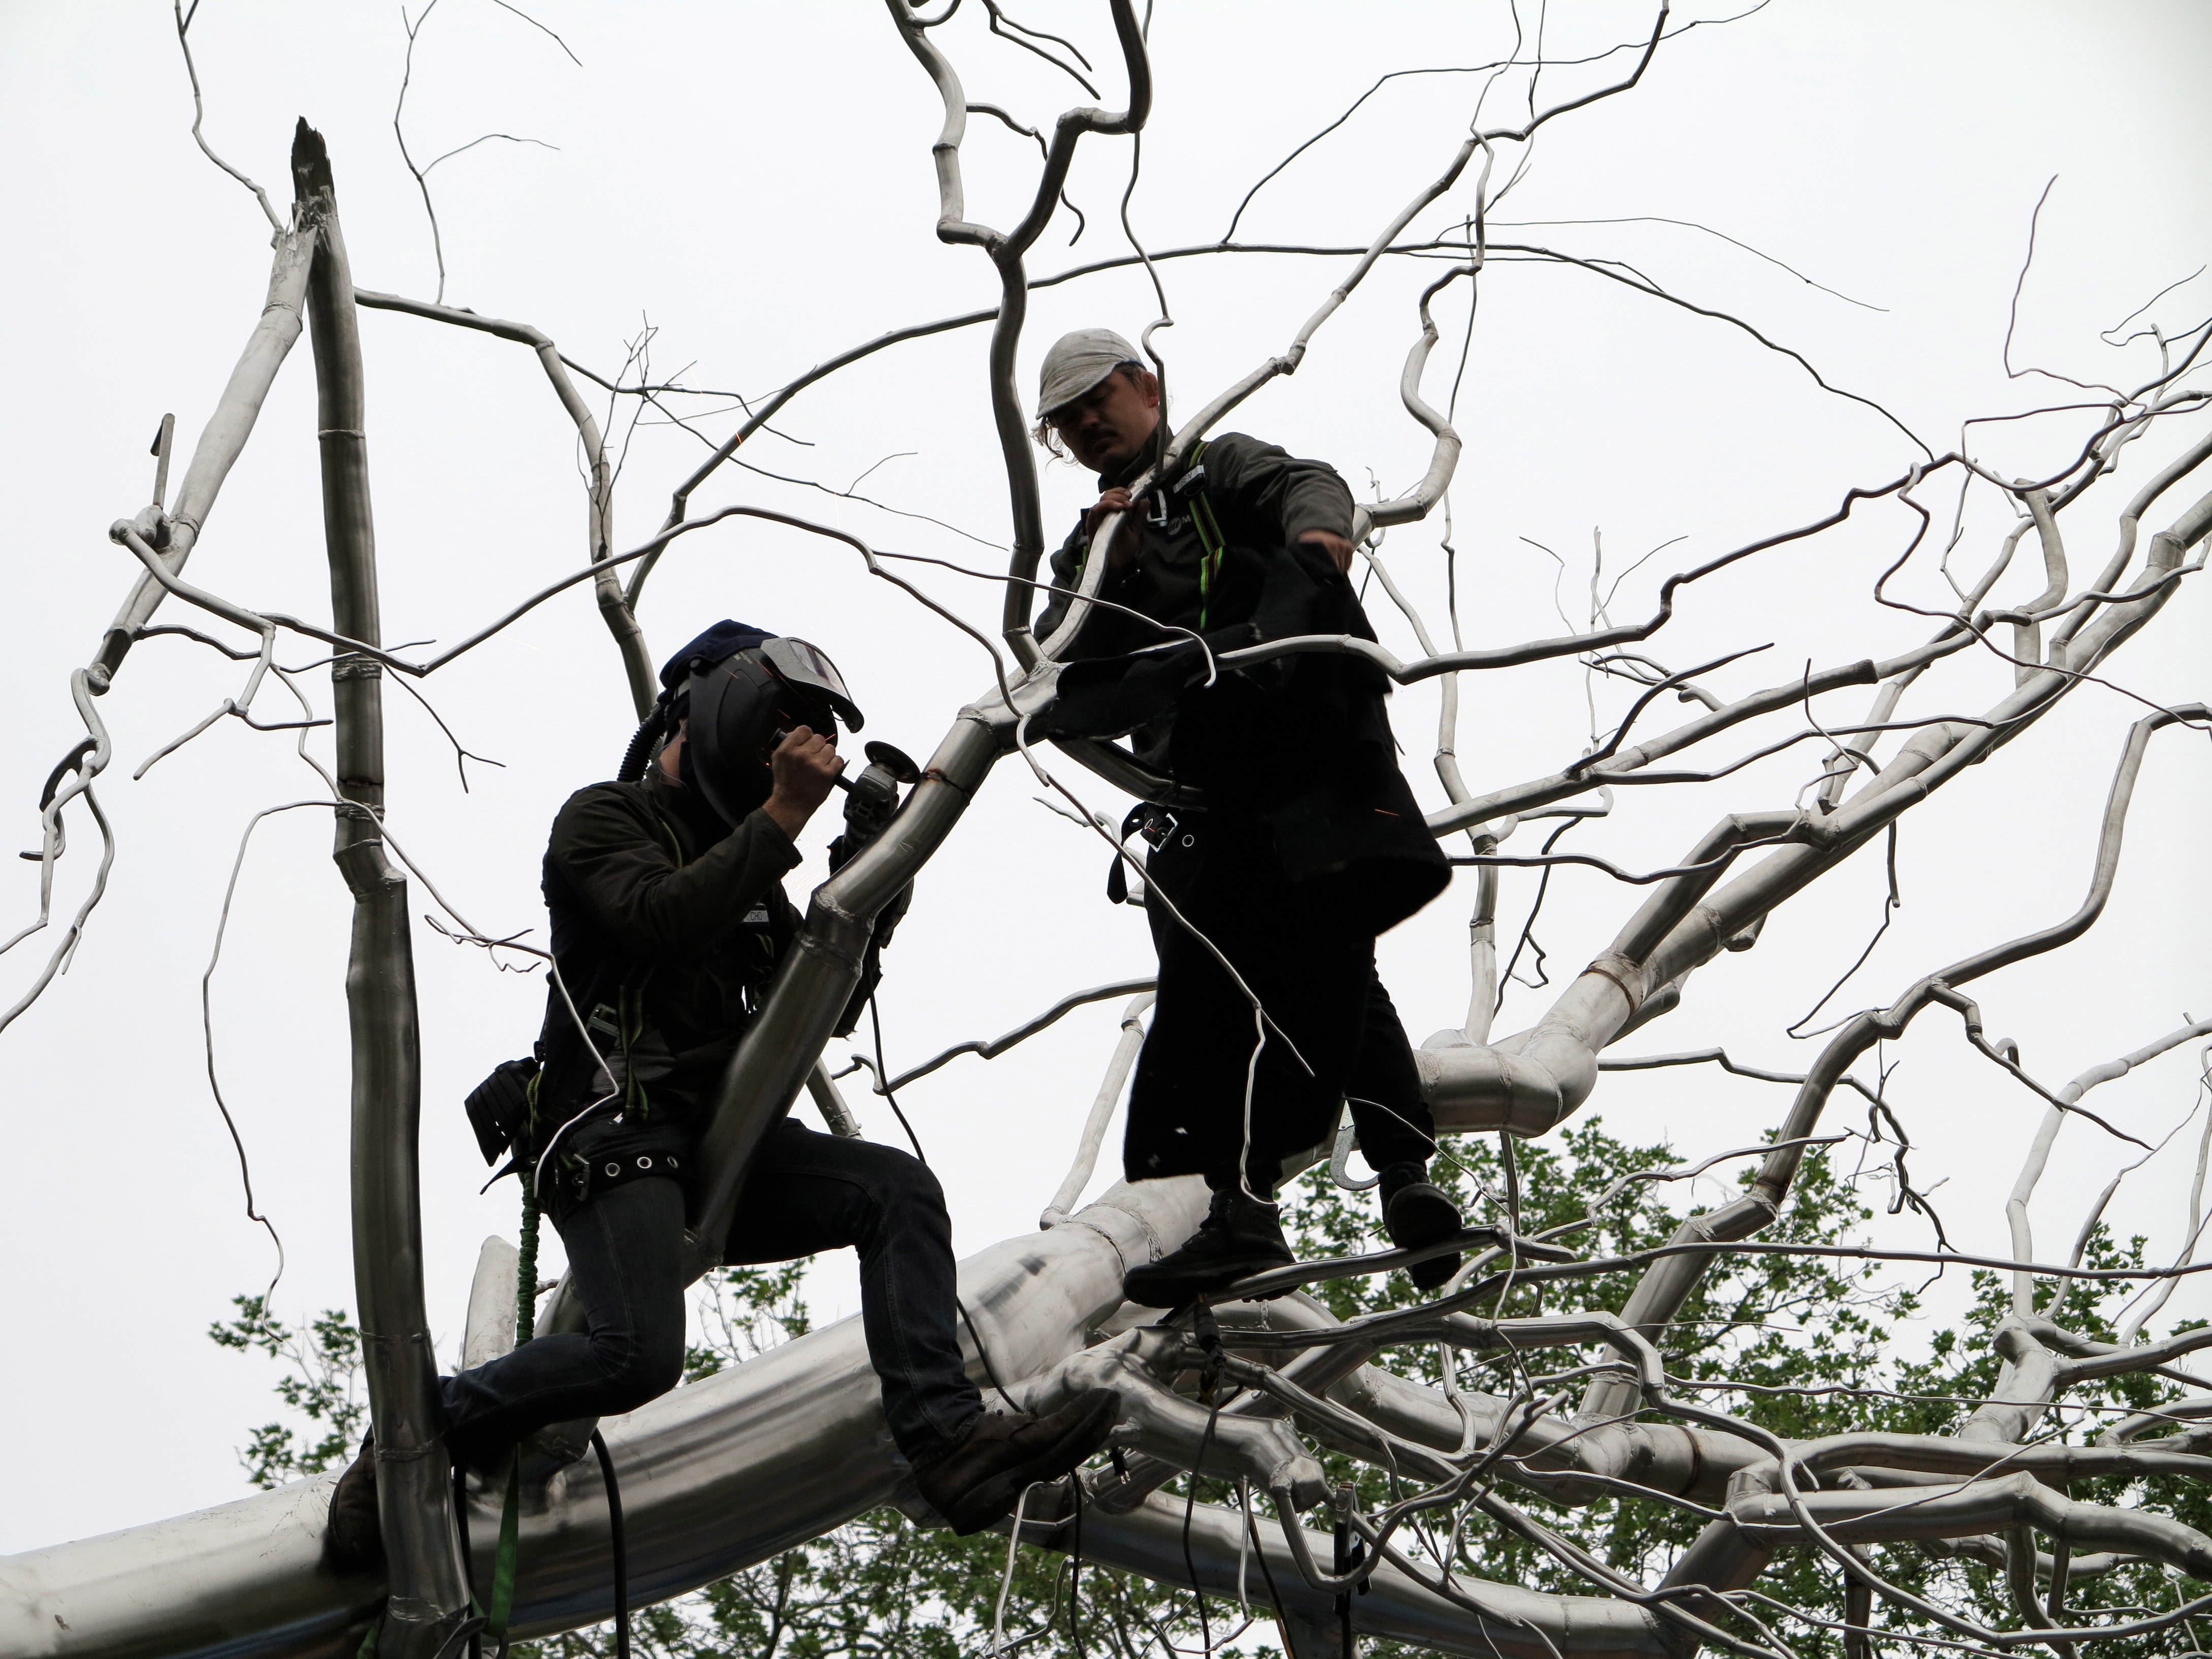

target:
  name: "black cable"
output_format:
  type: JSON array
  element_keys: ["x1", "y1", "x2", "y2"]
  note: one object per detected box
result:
[
  {"x1": 1182, "y1": 1400, "x2": 1224, "y2": 1656},
  {"x1": 590, "y1": 1431, "x2": 631, "y2": 1659},
  {"x1": 428, "y1": 1616, "x2": 487, "y2": 1659},
  {"x1": 615, "y1": 702, "x2": 667, "y2": 784},
  {"x1": 956, "y1": 1295, "x2": 1026, "y2": 1414},
  {"x1": 1068, "y1": 1470, "x2": 1088, "y2": 1659},
  {"x1": 868, "y1": 1011, "x2": 1027, "y2": 1419},
  {"x1": 1333, "y1": 1492, "x2": 1356, "y2": 1653},
  {"x1": 452, "y1": 1463, "x2": 482, "y2": 1659},
  {"x1": 869, "y1": 993, "x2": 929, "y2": 1165}
]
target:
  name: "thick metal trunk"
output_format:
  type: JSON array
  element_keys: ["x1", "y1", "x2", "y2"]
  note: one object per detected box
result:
[
  {"x1": 0, "y1": 1180, "x2": 1203, "y2": 1659},
  {"x1": 291, "y1": 120, "x2": 467, "y2": 1651}
]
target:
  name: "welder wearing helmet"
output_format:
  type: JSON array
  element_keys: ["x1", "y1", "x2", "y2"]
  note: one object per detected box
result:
[
  {"x1": 328, "y1": 621, "x2": 1114, "y2": 1567},
  {"x1": 1030, "y1": 330, "x2": 1459, "y2": 1310}
]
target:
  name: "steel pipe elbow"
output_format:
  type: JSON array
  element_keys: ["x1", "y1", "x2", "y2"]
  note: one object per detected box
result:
[{"x1": 1417, "y1": 1030, "x2": 1592, "y2": 1136}]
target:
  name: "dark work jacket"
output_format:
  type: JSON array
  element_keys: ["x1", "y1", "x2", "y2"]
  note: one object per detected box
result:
[
  {"x1": 527, "y1": 767, "x2": 802, "y2": 1210},
  {"x1": 1036, "y1": 433, "x2": 1449, "y2": 937},
  {"x1": 1035, "y1": 432, "x2": 1358, "y2": 672}
]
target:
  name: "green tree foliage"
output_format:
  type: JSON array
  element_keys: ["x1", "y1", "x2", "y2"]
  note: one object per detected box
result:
[
  {"x1": 208, "y1": 1294, "x2": 367, "y2": 1489},
  {"x1": 1274, "y1": 1118, "x2": 1913, "y2": 1651},
  {"x1": 219, "y1": 1118, "x2": 2206, "y2": 1657},
  {"x1": 1866, "y1": 1243, "x2": 2210, "y2": 1656}
]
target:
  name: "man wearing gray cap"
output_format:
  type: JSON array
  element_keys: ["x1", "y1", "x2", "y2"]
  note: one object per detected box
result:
[{"x1": 1030, "y1": 329, "x2": 1460, "y2": 1309}]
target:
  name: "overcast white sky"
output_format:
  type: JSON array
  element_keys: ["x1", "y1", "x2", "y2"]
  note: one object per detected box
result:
[{"x1": 2, "y1": 1, "x2": 2207, "y2": 1558}]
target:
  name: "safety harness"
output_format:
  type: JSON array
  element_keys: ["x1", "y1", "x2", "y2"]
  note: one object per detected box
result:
[{"x1": 1173, "y1": 439, "x2": 1230, "y2": 630}]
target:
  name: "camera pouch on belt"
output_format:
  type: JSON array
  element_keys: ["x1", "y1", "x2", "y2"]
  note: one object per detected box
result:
[{"x1": 465, "y1": 1055, "x2": 539, "y2": 1167}]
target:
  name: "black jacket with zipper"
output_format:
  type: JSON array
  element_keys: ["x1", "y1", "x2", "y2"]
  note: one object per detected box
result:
[
  {"x1": 1035, "y1": 432, "x2": 1449, "y2": 937},
  {"x1": 526, "y1": 766, "x2": 802, "y2": 1212}
]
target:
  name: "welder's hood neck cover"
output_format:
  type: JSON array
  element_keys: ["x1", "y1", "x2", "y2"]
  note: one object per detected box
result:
[{"x1": 661, "y1": 621, "x2": 864, "y2": 827}]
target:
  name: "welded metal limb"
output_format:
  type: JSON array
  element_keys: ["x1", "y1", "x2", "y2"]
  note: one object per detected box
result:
[
  {"x1": 1421, "y1": 472, "x2": 2212, "y2": 1145},
  {"x1": 292, "y1": 121, "x2": 468, "y2": 1652},
  {"x1": 0, "y1": 217, "x2": 317, "y2": 1034},
  {"x1": 883, "y1": 0, "x2": 1151, "y2": 664},
  {"x1": 2006, "y1": 1012, "x2": 2212, "y2": 1317},
  {"x1": 1034, "y1": 1493, "x2": 1679, "y2": 1659},
  {"x1": 1582, "y1": 700, "x2": 2209, "y2": 1419},
  {"x1": 92, "y1": 226, "x2": 317, "y2": 687},
  {"x1": 0, "y1": 1177, "x2": 1693, "y2": 1659},
  {"x1": 1041, "y1": 989, "x2": 1153, "y2": 1226},
  {"x1": 351, "y1": 289, "x2": 652, "y2": 716}
]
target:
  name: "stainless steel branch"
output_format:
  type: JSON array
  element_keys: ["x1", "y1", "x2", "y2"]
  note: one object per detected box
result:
[
  {"x1": 1043, "y1": 1491, "x2": 1679, "y2": 1658},
  {"x1": 2011, "y1": 482, "x2": 2068, "y2": 683},
  {"x1": 1350, "y1": 260, "x2": 1478, "y2": 541},
  {"x1": 885, "y1": 0, "x2": 1150, "y2": 665},
  {"x1": 1582, "y1": 699, "x2": 2209, "y2": 1420},
  {"x1": 93, "y1": 225, "x2": 316, "y2": 687},
  {"x1": 1040, "y1": 989, "x2": 1152, "y2": 1226},
  {"x1": 1161, "y1": 137, "x2": 1485, "y2": 479},
  {"x1": 292, "y1": 121, "x2": 468, "y2": 1653},
  {"x1": 1666, "y1": 1472, "x2": 2212, "y2": 1608},
  {"x1": 1436, "y1": 476, "x2": 2212, "y2": 1154},
  {"x1": 2008, "y1": 1013, "x2": 2212, "y2": 1316},
  {"x1": 351, "y1": 290, "x2": 652, "y2": 715},
  {"x1": 870, "y1": 974, "x2": 1155, "y2": 1094},
  {"x1": 2049, "y1": 422, "x2": 2212, "y2": 655},
  {"x1": 1422, "y1": 632, "x2": 1972, "y2": 837},
  {"x1": 1160, "y1": 4, "x2": 1673, "y2": 476}
]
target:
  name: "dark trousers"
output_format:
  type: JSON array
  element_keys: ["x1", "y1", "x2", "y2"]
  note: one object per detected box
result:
[
  {"x1": 1125, "y1": 817, "x2": 1436, "y2": 1190},
  {"x1": 440, "y1": 1118, "x2": 981, "y2": 1469}
]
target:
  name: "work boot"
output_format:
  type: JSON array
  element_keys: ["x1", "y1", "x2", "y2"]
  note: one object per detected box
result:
[
  {"x1": 913, "y1": 1390, "x2": 1119, "y2": 1535},
  {"x1": 1380, "y1": 1162, "x2": 1463, "y2": 1292},
  {"x1": 326, "y1": 1433, "x2": 384, "y2": 1571},
  {"x1": 1121, "y1": 1186, "x2": 1296, "y2": 1309}
]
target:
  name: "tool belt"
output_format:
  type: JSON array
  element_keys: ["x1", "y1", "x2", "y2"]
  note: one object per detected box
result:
[{"x1": 1107, "y1": 801, "x2": 1200, "y2": 905}]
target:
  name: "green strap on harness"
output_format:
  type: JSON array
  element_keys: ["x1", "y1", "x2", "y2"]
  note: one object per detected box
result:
[
  {"x1": 481, "y1": 1457, "x2": 524, "y2": 1643},
  {"x1": 1182, "y1": 439, "x2": 1228, "y2": 631},
  {"x1": 515, "y1": 1189, "x2": 540, "y2": 1343}
]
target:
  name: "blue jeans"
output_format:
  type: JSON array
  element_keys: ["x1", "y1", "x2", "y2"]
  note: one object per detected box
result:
[{"x1": 440, "y1": 1118, "x2": 982, "y2": 1468}]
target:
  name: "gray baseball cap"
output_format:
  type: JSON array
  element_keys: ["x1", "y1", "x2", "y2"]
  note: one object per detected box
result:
[{"x1": 1037, "y1": 327, "x2": 1142, "y2": 418}]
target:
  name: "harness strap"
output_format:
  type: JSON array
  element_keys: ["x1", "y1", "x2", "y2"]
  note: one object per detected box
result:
[
  {"x1": 481, "y1": 1458, "x2": 523, "y2": 1646},
  {"x1": 1181, "y1": 439, "x2": 1228, "y2": 630}
]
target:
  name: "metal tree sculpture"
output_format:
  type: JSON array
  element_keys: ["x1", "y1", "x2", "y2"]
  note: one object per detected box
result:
[{"x1": 3, "y1": 6, "x2": 2209, "y2": 1659}]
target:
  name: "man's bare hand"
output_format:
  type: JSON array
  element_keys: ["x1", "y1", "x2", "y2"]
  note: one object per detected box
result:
[
  {"x1": 1086, "y1": 487, "x2": 1141, "y2": 572},
  {"x1": 763, "y1": 725, "x2": 842, "y2": 840},
  {"x1": 1084, "y1": 486, "x2": 1135, "y2": 535},
  {"x1": 1300, "y1": 530, "x2": 1356, "y2": 575}
]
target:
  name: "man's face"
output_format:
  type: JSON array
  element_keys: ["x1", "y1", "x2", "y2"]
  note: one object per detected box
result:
[{"x1": 1049, "y1": 367, "x2": 1161, "y2": 473}]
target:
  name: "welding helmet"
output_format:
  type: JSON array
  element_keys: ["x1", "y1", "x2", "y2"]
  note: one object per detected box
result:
[{"x1": 679, "y1": 633, "x2": 864, "y2": 826}]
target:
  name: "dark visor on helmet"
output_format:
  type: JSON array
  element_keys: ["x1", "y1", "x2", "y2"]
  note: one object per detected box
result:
[{"x1": 762, "y1": 636, "x2": 865, "y2": 732}]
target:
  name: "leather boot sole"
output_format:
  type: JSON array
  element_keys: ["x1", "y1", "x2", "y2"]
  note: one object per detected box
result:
[
  {"x1": 1386, "y1": 1181, "x2": 1464, "y2": 1293},
  {"x1": 325, "y1": 1438, "x2": 383, "y2": 1572},
  {"x1": 1122, "y1": 1246, "x2": 1297, "y2": 1309},
  {"x1": 928, "y1": 1393, "x2": 1118, "y2": 1535}
]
